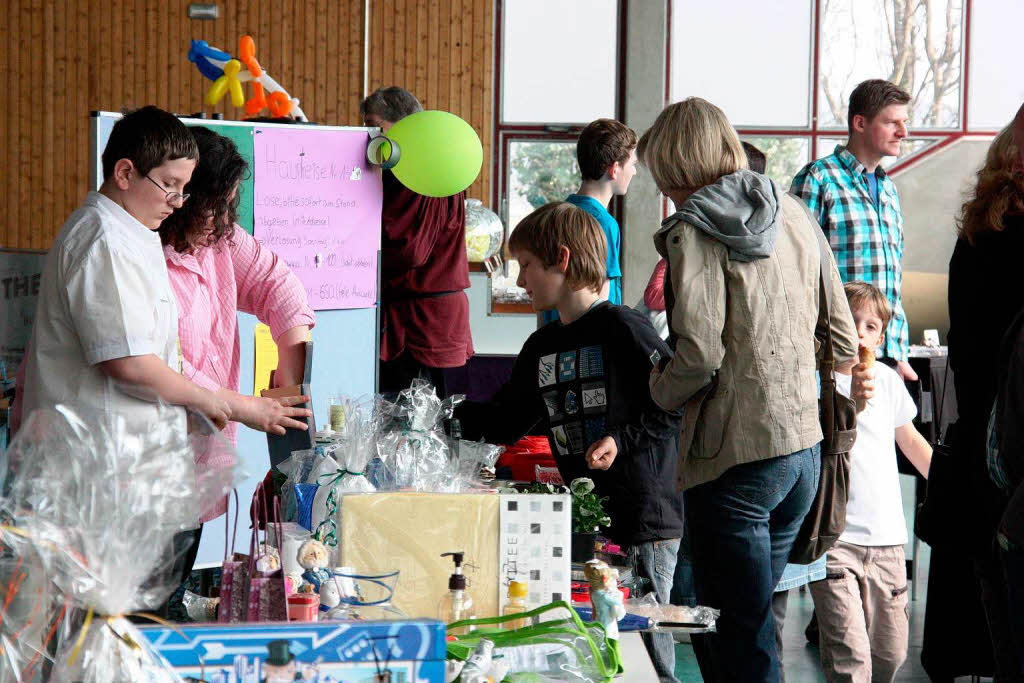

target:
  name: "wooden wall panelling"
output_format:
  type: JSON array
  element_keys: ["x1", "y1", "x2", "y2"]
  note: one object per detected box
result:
[
  {"x1": 350, "y1": 0, "x2": 364, "y2": 124},
  {"x1": 438, "y1": 0, "x2": 451, "y2": 113},
  {"x1": 366, "y1": 0, "x2": 493, "y2": 206},
  {"x1": 481, "y1": 0, "x2": 492, "y2": 190},
  {"x1": 0, "y1": 5, "x2": 7, "y2": 239},
  {"x1": 41, "y1": 2, "x2": 54, "y2": 248},
  {"x1": 314, "y1": 0, "x2": 327, "y2": 126},
  {"x1": 426, "y1": 0, "x2": 440, "y2": 111},
  {"x1": 19, "y1": 1, "x2": 32, "y2": 249},
  {"x1": 325, "y1": 0, "x2": 339, "y2": 124},
  {"x1": 2, "y1": 0, "x2": 367, "y2": 250}
]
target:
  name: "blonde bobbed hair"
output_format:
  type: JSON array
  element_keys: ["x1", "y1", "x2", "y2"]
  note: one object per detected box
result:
[{"x1": 637, "y1": 97, "x2": 748, "y2": 193}]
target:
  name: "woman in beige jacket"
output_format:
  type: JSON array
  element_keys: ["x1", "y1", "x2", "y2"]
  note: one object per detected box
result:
[{"x1": 639, "y1": 98, "x2": 857, "y2": 682}]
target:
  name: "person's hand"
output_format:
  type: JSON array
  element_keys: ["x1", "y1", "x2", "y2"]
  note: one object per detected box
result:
[
  {"x1": 896, "y1": 360, "x2": 919, "y2": 382},
  {"x1": 236, "y1": 395, "x2": 312, "y2": 435},
  {"x1": 850, "y1": 362, "x2": 876, "y2": 413},
  {"x1": 586, "y1": 436, "x2": 618, "y2": 470},
  {"x1": 194, "y1": 389, "x2": 232, "y2": 430}
]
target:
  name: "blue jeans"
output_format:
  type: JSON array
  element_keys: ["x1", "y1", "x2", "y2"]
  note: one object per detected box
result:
[
  {"x1": 684, "y1": 445, "x2": 820, "y2": 683},
  {"x1": 671, "y1": 550, "x2": 698, "y2": 607},
  {"x1": 627, "y1": 538, "x2": 681, "y2": 683}
]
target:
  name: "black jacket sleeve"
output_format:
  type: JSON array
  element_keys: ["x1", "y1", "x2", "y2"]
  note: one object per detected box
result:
[
  {"x1": 603, "y1": 309, "x2": 684, "y2": 456},
  {"x1": 454, "y1": 339, "x2": 544, "y2": 445}
]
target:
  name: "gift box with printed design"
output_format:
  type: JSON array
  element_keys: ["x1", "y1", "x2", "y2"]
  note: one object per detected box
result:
[{"x1": 138, "y1": 618, "x2": 445, "y2": 682}]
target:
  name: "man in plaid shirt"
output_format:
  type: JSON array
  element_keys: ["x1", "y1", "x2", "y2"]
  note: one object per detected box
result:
[{"x1": 791, "y1": 79, "x2": 918, "y2": 381}]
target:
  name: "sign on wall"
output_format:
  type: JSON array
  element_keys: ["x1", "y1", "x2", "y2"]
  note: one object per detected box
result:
[{"x1": 0, "y1": 249, "x2": 46, "y2": 376}]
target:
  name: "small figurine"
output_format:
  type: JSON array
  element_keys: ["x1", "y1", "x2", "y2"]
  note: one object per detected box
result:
[
  {"x1": 284, "y1": 571, "x2": 304, "y2": 595},
  {"x1": 317, "y1": 577, "x2": 350, "y2": 620},
  {"x1": 297, "y1": 539, "x2": 331, "y2": 592},
  {"x1": 254, "y1": 543, "x2": 281, "y2": 573},
  {"x1": 584, "y1": 559, "x2": 625, "y2": 640},
  {"x1": 319, "y1": 576, "x2": 341, "y2": 612}
]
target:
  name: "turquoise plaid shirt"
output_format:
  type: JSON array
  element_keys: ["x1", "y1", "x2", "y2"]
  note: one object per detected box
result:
[{"x1": 791, "y1": 145, "x2": 908, "y2": 361}]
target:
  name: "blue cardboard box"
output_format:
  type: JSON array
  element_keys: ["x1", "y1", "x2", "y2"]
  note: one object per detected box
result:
[{"x1": 138, "y1": 619, "x2": 446, "y2": 682}]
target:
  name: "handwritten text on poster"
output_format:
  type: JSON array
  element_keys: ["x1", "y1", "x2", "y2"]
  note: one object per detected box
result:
[{"x1": 253, "y1": 128, "x2": 382, "y2": 310}]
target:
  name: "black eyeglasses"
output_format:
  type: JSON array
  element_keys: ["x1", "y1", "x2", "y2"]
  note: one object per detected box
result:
[{"x1": 144, "y1": 174, "x2": 190, "y2": 206}]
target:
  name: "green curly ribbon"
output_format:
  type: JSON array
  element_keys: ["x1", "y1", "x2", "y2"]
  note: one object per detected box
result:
[{"x1": 313, "y1": 470, "x2": 366, "y2": 548}]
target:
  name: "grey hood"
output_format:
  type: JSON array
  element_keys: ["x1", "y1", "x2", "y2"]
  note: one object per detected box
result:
[{"x1": 666, "y1": 169, "x2": 782, "y2": 262}]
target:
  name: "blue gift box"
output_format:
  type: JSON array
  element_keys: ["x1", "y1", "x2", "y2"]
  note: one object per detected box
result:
[{"x1": 138, "y1": 619, "x2": 446, "y2": 682}]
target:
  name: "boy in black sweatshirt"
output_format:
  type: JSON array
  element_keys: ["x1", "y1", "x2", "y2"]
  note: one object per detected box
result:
[{"x1": 455, "y1": 201, "x2": 684, "y2": 682}]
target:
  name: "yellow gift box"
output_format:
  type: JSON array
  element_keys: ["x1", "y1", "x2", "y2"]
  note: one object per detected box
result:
[{"x1": 338, "y1": 492, "x2": 572, "y2": 621}]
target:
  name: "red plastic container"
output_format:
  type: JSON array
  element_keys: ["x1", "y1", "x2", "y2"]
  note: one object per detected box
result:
[
  {"x1": 496, "y1": 436, "x2": 556, "y2": 481},
  {"x1": 287, "y1": 592, "x2": 320, "y2": 621}
]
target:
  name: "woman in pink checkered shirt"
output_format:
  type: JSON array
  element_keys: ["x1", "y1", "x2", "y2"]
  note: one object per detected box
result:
[{"x1": 158, "y1": 126, "x2": 316, "y2": 524}]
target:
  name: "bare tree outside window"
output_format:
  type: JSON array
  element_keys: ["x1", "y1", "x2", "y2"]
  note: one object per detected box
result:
[{"x1": 820, "y1": 0, "x2": 963, "y2": 129}]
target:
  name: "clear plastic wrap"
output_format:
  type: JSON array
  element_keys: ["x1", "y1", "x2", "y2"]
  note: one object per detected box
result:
[
  {"x1": 446, "y1": 602, "x2": 619, "y2": 683},
  {"x1": 447, "y1": 438, "x2": 503, "y2": 488},
  {"x1": 622, "y1": 594, "x2": 720, "y2": 633},
  {"x1": 0, "y1": 404, "x2": 244, "y2": 682},
  {"x1": 375, "y1": 380, "x2": 463, "y2": 491},
  {"x1": 310, "y1": 414, "x2": 379, "y2": 557},
  {"x1": 317, "y1": 398, "x2": 378, "y2": 497}
]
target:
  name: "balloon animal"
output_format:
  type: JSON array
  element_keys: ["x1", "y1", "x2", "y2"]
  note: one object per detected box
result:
[{"x1": 188, "y1": 35, "x2": 306, "y2": 120}]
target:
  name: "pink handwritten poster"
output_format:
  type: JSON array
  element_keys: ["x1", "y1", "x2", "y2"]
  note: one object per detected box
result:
[{"x1": 253, "y1": 127, "x2": 382, "y2": 310}]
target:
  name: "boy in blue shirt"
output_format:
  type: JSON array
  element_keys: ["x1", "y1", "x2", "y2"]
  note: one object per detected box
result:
[{"x1": 542, "y1": 119, "x2": 637, "y2": 324}]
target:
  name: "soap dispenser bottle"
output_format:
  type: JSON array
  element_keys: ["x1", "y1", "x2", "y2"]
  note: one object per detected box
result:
[{"x1": 439, "y1": 551, "x2": 475, "y2": 635}]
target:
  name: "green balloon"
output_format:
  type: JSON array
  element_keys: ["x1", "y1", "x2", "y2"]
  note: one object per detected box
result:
[{"x1": 386, "y1": 110, "x2": 483, "y2": 197}]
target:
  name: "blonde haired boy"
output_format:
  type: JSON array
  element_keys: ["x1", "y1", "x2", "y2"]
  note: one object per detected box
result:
[
  {"x1": 811, "y1": 281, "x2": 932, "y2": 683},
  {"x1": 455, "y1": 202, "x2": 685, "y2": 682}
]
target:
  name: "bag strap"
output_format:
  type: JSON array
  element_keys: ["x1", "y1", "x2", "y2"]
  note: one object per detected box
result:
[
  {"x1": 802, "y1": 199, "x2": 838, "y2": 374},
  {"x1": 223, "y1": 489, "x2": 239, "y2": 563},
  {"x1": 249, "y1": 481, "x2": 267, "y2": 570},
  {"x1": 793, "y1": 194, "x2": 853, "y2": 454},
  {"x1": 247, "y1": 481, "x2": 285, "y2": 572},
  {"x1": 935, "y1": 353, "x2": 952, "y2": 445}
]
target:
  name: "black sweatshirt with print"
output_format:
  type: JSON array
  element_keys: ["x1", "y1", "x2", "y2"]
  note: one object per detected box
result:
[{"x1": 455, "y1": 301, "x2": 684, "y2": 546}]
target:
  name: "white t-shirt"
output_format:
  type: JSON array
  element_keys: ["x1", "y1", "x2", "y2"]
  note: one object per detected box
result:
[
  {"x1": 22, "y1": 191, "x2": 186, "y2": 440},
  {"x1": 835, "y1": 362, "x2": 917, "y2": 546}
]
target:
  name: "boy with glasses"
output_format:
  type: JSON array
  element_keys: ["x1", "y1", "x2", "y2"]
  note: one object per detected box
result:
[{"x1": 20, "y1": 106, "x2": 231, "y2": 439}]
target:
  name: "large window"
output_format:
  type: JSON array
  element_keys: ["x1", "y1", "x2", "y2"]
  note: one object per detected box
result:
[
  {"x1": 670, "y1": 0, "x2": 997, "y2": 190},
  {"x1": 493, "y1": 0, "x2": 623, "y2": 307},
  {"x1": 501, "y1": 1, "x2": 618, "y2": 125},
  {"x1": 817, "y1": 0, "x2": 963, "y2": 130},
  {"x1": 671, "y1": 2, "x2": 813, "y2": 129},
  {"x1": 967, "y1": 1, "x2": 1024, "y2": 129}
]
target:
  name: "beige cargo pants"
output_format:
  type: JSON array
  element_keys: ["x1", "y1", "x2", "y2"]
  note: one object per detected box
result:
[{"x1": 809, "y1": 541, "x2": 910, "y2": 683}]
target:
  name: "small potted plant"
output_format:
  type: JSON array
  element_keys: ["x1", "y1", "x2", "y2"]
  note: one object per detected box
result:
[{"x1": 568, "y1": 478, "x2": 611, "y2": 563}]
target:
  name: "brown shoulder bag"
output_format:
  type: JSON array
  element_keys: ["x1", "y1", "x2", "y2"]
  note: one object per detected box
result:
[{"x1": 788, "y1": 211, "x2": 858, "y2": 565}]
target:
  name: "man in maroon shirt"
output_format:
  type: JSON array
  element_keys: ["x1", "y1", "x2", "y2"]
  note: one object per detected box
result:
[{"x1": 362, "y1": 87, "x2": 474, "y2": 396}]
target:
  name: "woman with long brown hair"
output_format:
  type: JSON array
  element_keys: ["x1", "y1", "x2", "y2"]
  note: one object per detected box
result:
[{"x1": 928, "y1": 125, "x2": 1024, "y2": 680}]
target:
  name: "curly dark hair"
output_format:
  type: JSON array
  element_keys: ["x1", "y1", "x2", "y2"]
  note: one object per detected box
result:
[{"x1": 159, "y1": 126, "x2": 249, "y2": 253}]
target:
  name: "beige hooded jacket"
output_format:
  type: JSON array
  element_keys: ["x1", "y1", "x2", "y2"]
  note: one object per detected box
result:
[{"x1": 650, "y1": 170, "x2": 858, "y2": 491}]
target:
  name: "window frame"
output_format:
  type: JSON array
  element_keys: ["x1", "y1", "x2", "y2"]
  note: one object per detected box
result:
[
  {"x1": 491, "y1": 0, "x2": 628, "y2": 312},
  {"x1": 666, "y1": 0, "x2": 995, "y2": 180}
]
